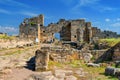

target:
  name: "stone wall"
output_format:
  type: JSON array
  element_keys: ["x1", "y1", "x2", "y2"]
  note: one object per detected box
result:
[
  {"x1": 92, "y1": 27, "x2": 119, "y2": 39},
  {"x1": 39, "y1": 45, "x2": 82, "y2": 63},
  {"x1": 112, "y1": 42, "x2": 120, "y2": 61},
  {"x1": 92, "y1": 27, "x2": 101, "y2": 38},
  {"x1": 19, "y1": 14, "x2": 120, "y2": 43},
  {"x1": 19, "y1": 14, "x2": 44, "y2": 42},
  {"x1": 45, "y1": 19, "x2": 93, "y2": 43},
  {"x1": 101, "y1": 30, "x2": 118, "y2": 38},
  {"x1": 94, "y1": 42, "x2": 120, "y2": 63}
]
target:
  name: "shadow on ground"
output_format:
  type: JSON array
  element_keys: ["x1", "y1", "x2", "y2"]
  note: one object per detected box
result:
[
  {"x1": 25, "y1": 56, "x2": 35, "y2": 71},
  {"x1": 99, "y1": 73, "x2": 118, "y2": 80}
]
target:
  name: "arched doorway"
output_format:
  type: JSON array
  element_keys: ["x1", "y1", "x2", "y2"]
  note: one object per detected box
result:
[{"x1": 54, "y1": 33, "x2": 60, "y2": 41}]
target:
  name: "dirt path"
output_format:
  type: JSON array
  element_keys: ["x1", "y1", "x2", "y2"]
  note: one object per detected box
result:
[{"x1": 0, "y1": 45, "x2": 40, "y2": 80}]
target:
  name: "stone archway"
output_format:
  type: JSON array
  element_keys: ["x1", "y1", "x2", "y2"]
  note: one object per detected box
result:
[{"x1": 54, "y1": 33, "x2": 60, "y2": 41}]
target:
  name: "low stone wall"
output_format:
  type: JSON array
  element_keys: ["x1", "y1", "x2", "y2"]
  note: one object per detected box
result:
[
  {"x1": 41, "y1": 45, "x2": 82, "y2": 62},
  {"x1": 112, "y1": 42, "x2": 120, "y2": 61},
  {"x1": 91, "y1": 50, "x2": 107, "y2": 62},
  {"x1": 40, "y1": 45, "x2": 96, "y2": 63},
  {"x1": 93, "y1": 42, "x2": 120, "y2": 63},
  {"x1": 35, "y1": 45, "x2": 112, "y2": 71}
]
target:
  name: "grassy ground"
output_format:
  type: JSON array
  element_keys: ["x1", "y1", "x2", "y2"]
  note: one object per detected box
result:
[
  {"x1": 48, "y1": 60, "x2": 118, "y2": 80},
  {"x1": 99, "y1": 38, "x2": 120, "y2": 47},
  {"x1": 0, "y1": 35, "x2": 15, "y2": 40},
  {"x1": 0, "y1": 45, "x2": 39, "y2": 56}
]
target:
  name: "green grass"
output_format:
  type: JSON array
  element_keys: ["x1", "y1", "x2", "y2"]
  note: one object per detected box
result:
[
  {"x1": 4, "y1": 50, "x2": 23, "y2": 56},
  {"x1": 0, "y1": 35, "x2": 15, "y2": 40},
  {"x1": 3, "y1": 46, "x2": 36, "y2": 56},
  {"x1": 48, "y1": 60, "x2": 118, "y2": 80},
  {"x1": 66, "y1": 60, "x2": 81, "y2": 68},
  {"x1": 48, "y1": 61, "x2": 64, "y2": 68},
  {"x1": 71, "y1": 60, "x2": 118, "y2": 80},
  {"x1": 99, "y1": 38, "x2": 120, "y2": 47}
]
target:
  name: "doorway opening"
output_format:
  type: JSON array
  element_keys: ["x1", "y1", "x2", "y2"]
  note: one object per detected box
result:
[{"x1": 54, "y1": 33, "x2": 60, "y2": 41}]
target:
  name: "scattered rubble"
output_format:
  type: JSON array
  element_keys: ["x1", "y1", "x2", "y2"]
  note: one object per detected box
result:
[
  {"x1": 105, "y1": 67, "x2": 120, "y2": 76},
  {"x1": 87, "y1": 63, "x2": 100, "y2": 67}
]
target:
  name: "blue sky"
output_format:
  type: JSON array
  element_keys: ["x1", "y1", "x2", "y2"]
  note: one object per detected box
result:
[{"x1": 0, "y1": 0, "x2": 120, "y2": 35}]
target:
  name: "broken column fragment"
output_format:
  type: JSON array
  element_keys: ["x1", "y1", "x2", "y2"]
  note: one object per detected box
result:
[{"x1": 35, "y1": 50, "x2": 49, "y2": 71}]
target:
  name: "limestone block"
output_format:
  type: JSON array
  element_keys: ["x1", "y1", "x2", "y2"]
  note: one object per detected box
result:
[
  {"x1": 35, "y1": 50, "x2": 49, "y2": 71},
  {"x1": 65, "y1": 75, "x2": 77, "y2": 80}
]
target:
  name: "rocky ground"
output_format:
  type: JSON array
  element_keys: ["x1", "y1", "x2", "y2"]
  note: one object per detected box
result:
[
  {"x1": 0, "y1": 38, "x2": 33, "y2": 50},
  {"x1": 0, "y1": 44, "x2": 87, "y2": 80},
  {"x1": 0, "y1": 45, "x2": 38, "y2": 80},
  {"x1": 0, "y1": 44, "x2": 118, "y2": 80}
]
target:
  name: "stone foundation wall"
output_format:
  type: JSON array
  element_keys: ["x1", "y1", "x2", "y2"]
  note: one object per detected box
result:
[{"x1": 112, "y1": 42, "x2": 120, "y2": 61}]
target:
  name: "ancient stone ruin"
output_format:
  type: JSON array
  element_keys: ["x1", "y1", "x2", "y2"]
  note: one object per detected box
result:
[
  {"x1": 19, "y1": 14, "x2": 44, "y2": 41},
  {"x1": 95, "y1": 42, "x2": 120, "y2": 63},
  {"x1": 19, "y1": 14, "x2": 120, "y2": 43},
  {"x1": 19, "y1": 14, "x2": 120, "y2": 79},
  {"x1": 112, "y1": 42, "x2": 120, "y2": 61}
]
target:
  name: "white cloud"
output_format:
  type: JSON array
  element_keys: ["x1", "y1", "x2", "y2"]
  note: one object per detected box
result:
[
  {"x1": 0, "y1": 0, "x2": 29, "y2": 8},
  {"x1": 71, "y1": 0, "x2": 101, "y2": 14},
  {"x1": 79, "y1": 0, "x2": 99, "y2": 6},
  {"x1": 105, "y1": 18, "x2": 110, "y2": 22},
  {"x1": 61, "y1": 0, "x2": 99, "y2": 7},
  {"x1": 0, "y1": 8, "x2": 10, "y2": 14},
  {"x1": 0, "y1": 26, "x2": 18, "y2": 35},
  {"x1": 20, "y1": 11, "x2": 38, "y2": 17},
  {"x1": 72, "y1": 0, "x2": 116, "y2": 14},
  {"x1": 73, "y1": 0, "x2": 99, "y2": 9},
  {"x1": 117, "y1": 18, "x2": 120, "y2": 21},
  {"x1": 111, "y1": 22, "x2": 120, "y2": 27},
  {"x1": 99, "y1": 6, "x2": 116, "y2": 12},
  {"x1": 102, "y1": 7, "x2": 115, "y2": 11}
]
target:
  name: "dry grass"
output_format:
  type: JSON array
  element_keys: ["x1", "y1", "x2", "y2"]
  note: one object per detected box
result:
[
  {"x1": 0, "y1": 35, "x2": 15, "y2": 40},
  {"x1": 99, "y1": 38, "x2": 120, "y2": 47},
  {"x1": 48, "y1": 60, "x2": 118, "y2": 80}
]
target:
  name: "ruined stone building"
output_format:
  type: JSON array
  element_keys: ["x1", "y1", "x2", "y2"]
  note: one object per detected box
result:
[
  {"x1": 19, "y1": 14, "x2": 120, "y2": 43},
  {"x1": 19, "y1": 14, "x2": 44, "y2": 41},
  {"x1": 92, "y1": 27, "x2": 119, "y2": 39},
  {"x1": 45, "y1": 19, "x2": 93, "y2": 43},
  {"x1": 101, "y1": 31, "x2": 118, "y2": 38}
]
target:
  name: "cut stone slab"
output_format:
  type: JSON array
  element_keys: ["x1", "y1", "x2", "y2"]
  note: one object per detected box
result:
[
  {"x1": 54, "y1": 70, "x2": 65, "y2": 79},
  {"x1": 65, "y1": 75, "x2": 77, "y2": 80}
]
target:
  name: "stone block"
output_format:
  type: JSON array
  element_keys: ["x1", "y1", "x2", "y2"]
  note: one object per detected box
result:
[
  {"x1": 54, "y1": 70, "x2": 65, "y2": 79},
  {"x1": 87, "y1": 63, "x2": 100, "y2": 67},
  {"x1": 35, "y1": 50, "x2": 49, "y2": 71},
  {"x1": 65, "y1": 75, "x2": 77, "y2": 80}
]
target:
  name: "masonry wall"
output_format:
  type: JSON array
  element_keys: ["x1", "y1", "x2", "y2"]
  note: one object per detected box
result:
[
  {"x1": 92, "y1": 27, "x2": 119, "y2": 39},
  {"x1": 19, "y1": 17, "x2": 93, "y2": 43},
  {"x1": 84, "y1": 22, "x2": 92, "y2": 43},
  {"x1": 70, "y1": 20, "x2": 85, "y2": 42},
  {"x1": 19, "y1": 14, "x2": 44, "y2": 42},
  {"x1": 60, "y1": 22, "x2": 71, "y2": 41},
  {"x1": 19, "y1": 14, "x2": 120, "y2": 43}
]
